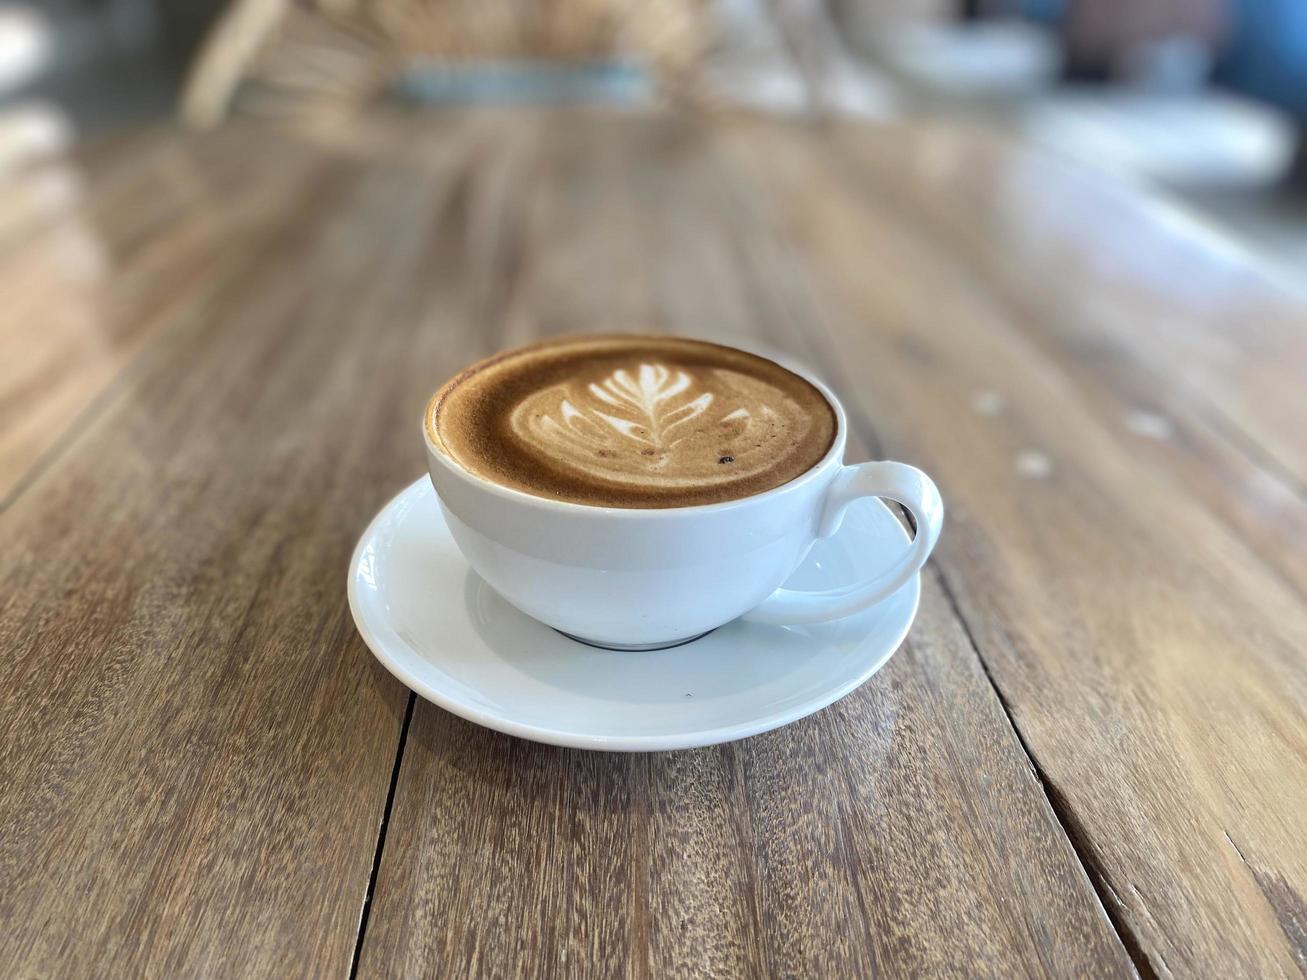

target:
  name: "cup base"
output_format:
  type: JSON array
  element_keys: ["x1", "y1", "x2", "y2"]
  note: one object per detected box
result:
[{"x1": 554, "y1": 628, "x2": 717, "y2": 652}]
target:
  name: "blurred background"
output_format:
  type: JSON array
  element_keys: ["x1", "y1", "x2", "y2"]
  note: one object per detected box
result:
[{"x1": 1, "y1": 0, "x2": 1304, "y2": 282}]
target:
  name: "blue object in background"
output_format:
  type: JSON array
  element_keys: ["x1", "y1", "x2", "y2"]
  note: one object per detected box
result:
[
  {"x1": 1216, "y1": 0, "x2": 1307, "y2": 121},
  {"x1": 1018, "y1": 0, "x2": 1067, "y2": 28},
  {"x1": 1015, "y1": 0, "x2": 1304, "y2": 122},
  {"x1": 399, "y1": 61, "x2": 652, "y2": 106}
]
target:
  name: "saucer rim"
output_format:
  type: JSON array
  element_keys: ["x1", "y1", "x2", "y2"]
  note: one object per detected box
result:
[{"x1": 348, "y1": 477, "x2": 920, "y2": 752}]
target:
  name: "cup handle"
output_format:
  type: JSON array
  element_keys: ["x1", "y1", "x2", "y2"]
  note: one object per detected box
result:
[{"x1": 742, "y1": 461, "x2": 944, "y2": 625}]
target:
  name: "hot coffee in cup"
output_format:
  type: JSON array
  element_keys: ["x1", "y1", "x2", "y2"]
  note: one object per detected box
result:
[
  {"x1": 424, "y1": 335, "x2": 942, "y2": 650},
  {"x1": 426, "y1": 335, "x2": 837, "y2": 509}
]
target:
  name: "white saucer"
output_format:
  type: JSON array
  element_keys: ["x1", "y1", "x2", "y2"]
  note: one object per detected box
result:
[{"x1": 348, "y1": 478, "x2": 920, "y2": 751}]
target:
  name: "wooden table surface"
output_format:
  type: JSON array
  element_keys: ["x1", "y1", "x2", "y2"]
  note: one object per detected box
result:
[{"x1": 3, "y1": 108, "x2": 1306, "y2": 978}]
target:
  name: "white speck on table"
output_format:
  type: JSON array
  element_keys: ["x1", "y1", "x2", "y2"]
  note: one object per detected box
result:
[
  {"x1": 971, "y1": 390, "x2": 1007, "y2": 416},
  {"x1": 1126, "y1": 410, "x2": 1174, "y2": 440},
  {"x1": 1016, "y1": 450, "x2": 1053, "y2": 478}
]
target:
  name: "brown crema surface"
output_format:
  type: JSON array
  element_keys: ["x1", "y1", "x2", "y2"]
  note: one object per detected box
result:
[{"x1": 428, "y1": 335, "x2": 837, "y2": 508}]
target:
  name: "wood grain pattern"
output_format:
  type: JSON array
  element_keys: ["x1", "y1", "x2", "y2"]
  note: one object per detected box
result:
[
  {"x1": 358, "y1": 582, "x2": 1128, "y2": 979},
  {"x1": 5, "y1": 107, "x2": 1307, "y2": 977},
  {"x1": 820, "y1": 121, "x2": 1307, "y2": 599},
  {"x1": 0, "y1": 119, "x2": 503, "y2": 975},
  {"x1": 709, "y1": 116, "x2": 1307, "y2": 977},
  {"x1": 356, "y1": 113, "x2": 1129, "y2": 979},
  {"x1": 0, "y1": 127, "x2": 334, "y2": 502}
]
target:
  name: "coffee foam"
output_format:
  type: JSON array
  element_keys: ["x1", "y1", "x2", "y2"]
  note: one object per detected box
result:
[{"x1": 428, "y1": 335, "x2": 837, "y2": 508}]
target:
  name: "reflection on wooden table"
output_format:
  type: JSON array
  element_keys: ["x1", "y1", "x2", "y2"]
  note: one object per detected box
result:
[{"x1": 2, "y1": 108, "x2": 1306, "y2": 977}]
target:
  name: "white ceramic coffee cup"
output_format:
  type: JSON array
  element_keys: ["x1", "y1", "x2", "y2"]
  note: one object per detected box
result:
[{"x1": 424, "y1": 356, "x2": 942, "y2": 650}]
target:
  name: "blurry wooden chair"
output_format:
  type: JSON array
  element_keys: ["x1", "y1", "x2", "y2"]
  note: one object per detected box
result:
[{"x1": 180, "y1": 0, "x2": 710, "y2": 129}]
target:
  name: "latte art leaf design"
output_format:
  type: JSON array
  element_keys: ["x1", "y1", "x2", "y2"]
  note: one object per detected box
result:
[
  {"x1": 511, "y1": 362, "x2": 807, "y2": 488},
  {"x1": 581, "y1": 364, "x2": 711, "y2": 452}
]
